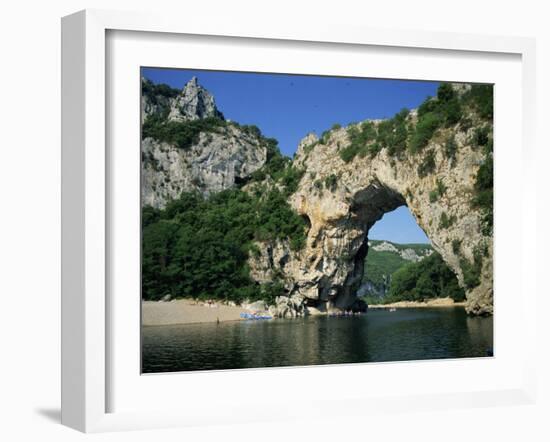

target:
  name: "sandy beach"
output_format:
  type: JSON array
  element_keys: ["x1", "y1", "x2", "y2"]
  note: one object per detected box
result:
[
  {"x1": 142, "y1": 298, "x2": 250, "y2": 326},
  {"x1": 143, "y1": 296, "x2": 467, "y2": 326},
  {"x1": 368, "y1": 297, "x2": 466, "y2": 309}
]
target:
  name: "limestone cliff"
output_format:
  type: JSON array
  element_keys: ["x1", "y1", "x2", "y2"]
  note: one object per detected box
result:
[
  {"x1": 141, "y1": 76, "x2": 223, "y2": 123},
  {"x1": 248, "y1": 86, "x2": 493, "y2": 316},
  {"x1": 141, "y1": 77, "x2": 267, "y2": 208},
  {"x1": 141, "y1": 78, "x2": 493, "y2": 315},
  {"x1": 358, "y1": 240, "x2": 434, "y2": 298}
]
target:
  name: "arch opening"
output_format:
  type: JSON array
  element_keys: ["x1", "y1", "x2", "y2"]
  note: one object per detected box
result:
[
  {"x1": 320, "y1": 183, "x2": 411, "y2": 312},
  {"x1": 312, "y1": 180, "x2": 466, "y2": 314},
  {"x1": 343, "y1": 194, "x2": 465, "y2": 310},
  {"x1": 357, "y1": 206, "x2": 435, "y2": 305}
]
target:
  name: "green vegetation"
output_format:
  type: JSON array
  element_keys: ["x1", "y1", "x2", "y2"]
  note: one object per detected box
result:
[
  {"x1": 310, "y1": 173, "x2": 339, "y2": 193},
  {"x1": 436, "y1": 178, "x2": 446, "y2": 197},
  {"x1": 339, "y1": 112, "x2": 409, "y2": 163},
  {"x1": 365, "y1": 249, "x2": 412, "y2": 286},
  {"x1": 319, "y1": 129, "x2": 332, "y2": 145},
  {"x1": 339, "y1": 144, "x2": 360, "y2": 163},
  {"x1": 303, "y1": 141, "x2": 318, "y2": 155},
  {"x1": 247, "y1": 134, "x2": 306, "y2": 196},
  {"x1": 385, "y1": 252, "x2": 466, "y2": 303},
  {"x1": 142, "y1": 188, "x2": 307, "y2": 303},
  {"x1": 459, "y1": 117, "x2": 473, "y2": 132},
  {"x1": 417, "y1": 149, "x2": 436, "y2": 177},
  {"x1": 363, "y1": 241, "x2": 428, "y2": 280},
  {"x1": 436, "y1": 83, "x2": 462, "y2": 127},
  {"x1": 340, "y1": 121, "x2": 376, "y2": 162},
  {"x1": 324, "y1": 174, "x2": 338, "y2": 192},
  {"x1": 452, "y1": 239, "x2": 462, "y2": 255},
  {"x1": 472, "y1": 126, "x2": 490, "y2": 148},
  {"x1": 361, "y1": 241, "x2": 433, "y2": 303},
  {"x1": 362, "y1": 240, "x2": 468, "y2": 305},
  {"x1": 141, "y1": 79, "x2": 229, "y2": 149},
  {"x1": 465, "y1": 84, "x2": 493, "y2": 120},
  {"x1": 377, "y1": 109, "x2": 409, "y2": 156},
  {"x1": 439, "y1": 211, "x2": 456, "y2": 229},
  {"x1": 325, "y1": 82, "x2": 492, "y2": 179},
  {"x1": 410, "y1": 111, "x2": 442, "y2": 153},
  {"x1": 250, "y1": 138, "x2": 287, "y2": 180},
  {"x1": 142, "y1": 113, "x2": 308, "y2": 197},
  {"x1": 409, "y1": 83, "x2": 489, "y2": 154},
  {"x1": 319, "y1": 123, "x2": 342, "y2": 145},
  {"x1": 142, "y1": 116, "x2": 226, "y2": 150},
  {"x1": 141, "y1": 78, "x2": 493, "y2": 307},
  {"x1": 140, "y1": 96, "x2": 310, "y2": 303},
  {"x1": 459, "y1": 246, "x2": 484, "y2": 289},
  {"x1": 429, "y1": 178, "x2": 447, "y2": 203},
  {"x1": 415, "y1": 84, "x2": 461, "y2": 131},
  {"x1": 444, "y1": 135, "x2": 458, "y2": 166},
  {"x1": 277, "y1": 166, "x2": 305, "y2": 196},
  {"x1": 470, "y1": 126, "x2": 493, "y2": 236},
  {"x1": 141, "y1": 78, "x2": 179, "y2": 111}
]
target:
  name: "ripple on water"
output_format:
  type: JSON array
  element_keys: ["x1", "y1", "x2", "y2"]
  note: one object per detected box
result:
[{"x1": 142, "y1": 308, "x2": 493, "y2": 373}]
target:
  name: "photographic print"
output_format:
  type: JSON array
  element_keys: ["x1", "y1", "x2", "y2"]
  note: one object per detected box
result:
[{"x1": 140, "y1": 68, "x2": 493, "y2": 373}]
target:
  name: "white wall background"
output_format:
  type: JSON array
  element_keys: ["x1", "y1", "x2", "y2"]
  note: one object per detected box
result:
[{"x1": 0, "y1": 1, "x2": 548, "y2": 440}]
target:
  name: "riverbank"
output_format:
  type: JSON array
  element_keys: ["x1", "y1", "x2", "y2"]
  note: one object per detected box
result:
[
  {"x1": 143, "y1": 296, "x2": 466, "y2": 326},
  {"x1": 368, "y1": 297, "x2": 466, "y2": 309},
  {"x1": 142, "y1": 299, "x2": 248, "y2": 326},
  {"x1": 142, "y1": 305, "x2": 493, "y2": 373}
]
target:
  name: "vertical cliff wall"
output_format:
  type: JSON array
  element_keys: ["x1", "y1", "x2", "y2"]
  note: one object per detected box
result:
[{"x1": 248, "y1": 85, "x2": 493, "y2": 315}]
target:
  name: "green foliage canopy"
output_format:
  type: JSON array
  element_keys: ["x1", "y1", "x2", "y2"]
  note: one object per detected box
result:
[
  {"x1": 142, "y1": 188, "x2": 307, "y2": 303},
  {"x1": 142, "y1": 116, "x2": 226, "y2": 150},
  {"x1": 385, "y1": 252, "x2": 465, "y2": 303}
]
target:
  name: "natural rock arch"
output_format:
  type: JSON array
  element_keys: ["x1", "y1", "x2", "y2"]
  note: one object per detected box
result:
[
  {"x1": 141, "y1": 76, "x2": 493, "y2": 316},
  {"x1": 249, "y1": 123, "x2": 493, "y2": 316}
]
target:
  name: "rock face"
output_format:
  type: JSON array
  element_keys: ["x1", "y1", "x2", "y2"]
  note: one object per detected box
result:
[
  {"x1": 142, "y1": 76, "x2": 223, "y2": 123},
  {"x1": 141, "y1": 77, "x2": 266, "y2": 208},
  {"x1": 248, "y1": 105, "x2": 493, "y2": 316},
  {"x1": 167, "y1": 76, "x2": 225, "y2": 122},
  {"x1": 141, "y1": 77, "x2": 493, "y2": 316},
  {"x1": 370, "y1": 240, "x2": 433, "y2": 263},
  {"x1": 356, "y1": 240, "x2": 433, "y2": 298},
  {"x1": 141, "y1": 128, "x2": 267, "y2": 208}
]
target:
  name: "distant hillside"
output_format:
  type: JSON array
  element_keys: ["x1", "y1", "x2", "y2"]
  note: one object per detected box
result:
[
  {"x1": 142, "y1": 78, "x2": 491, "y2": 315},
  {"x1": 359, "y1": 240, "x2": 433, "y2": 300},
  {"x1": 141, "y1": 76, "x2": 269, "y2": 209}
]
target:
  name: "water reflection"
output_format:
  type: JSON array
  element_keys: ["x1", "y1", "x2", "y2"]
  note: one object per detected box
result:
[{"x1": 142, "y1": 308, "x2": 493, "y2": 373}]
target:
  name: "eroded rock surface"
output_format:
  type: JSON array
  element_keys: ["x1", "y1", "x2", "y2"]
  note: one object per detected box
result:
[
  {"x1": 141, "y1": 77, "x2": 266, "y2": 208},
  {"x1": 249, "y1": 109, "x2": 493, "y2": 315},
  {"x1": 141, "y1": 128, "x2": 266, "y2": 208},
  {"x1": 142, "y1": 78, "x2": 493, "y2": 315}
]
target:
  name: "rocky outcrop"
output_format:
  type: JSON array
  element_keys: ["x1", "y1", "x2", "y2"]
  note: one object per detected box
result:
[
  {"x1": 141, "y1": 77, "x2": 266, "y2": 208},
  {"x1": 248, "y1": 98, "x2": 493, "y2": 316},
  {"x1": 166, "y1": 76, "x2": 224, "y2": 122},
  {"x1": 141, "y1": 76, "x2": 223, "y2": 123},
  {"x1": 370, "y1": 240, "x2": 433, "y2": 263},
  {"x1": 142, "y1": 78, "x2": 493, "y2": 316},
  {"x1": 141, "y1": 127, "x2": 267, "y2": 208}
]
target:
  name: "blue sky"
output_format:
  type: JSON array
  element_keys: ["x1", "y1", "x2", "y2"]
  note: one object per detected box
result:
[
  {"x1": 369, "y1": 207, "x2": 429, "y2": 243},
  {"x1": 141, "y1": 67, "x2": 434, "y2": 244}
]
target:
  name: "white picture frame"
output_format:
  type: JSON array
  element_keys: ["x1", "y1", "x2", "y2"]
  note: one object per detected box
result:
[{"x1": 61, "y1": 9, "x2": 537, "y2": 433}]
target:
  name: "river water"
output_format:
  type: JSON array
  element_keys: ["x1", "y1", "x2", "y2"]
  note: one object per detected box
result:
[{"x1": 141, "y1": 307, "x2": 493, "y2": 373}]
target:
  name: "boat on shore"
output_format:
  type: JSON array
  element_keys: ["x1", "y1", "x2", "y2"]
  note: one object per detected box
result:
[
  {"x1": 240, "y1": 312, "x2": 273, "y2": 320},
  {"x1": 328, "y1": 311, "x2": 366, "y2": 318}
]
